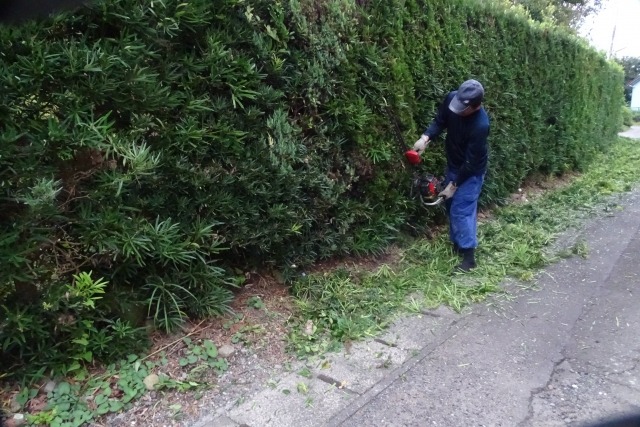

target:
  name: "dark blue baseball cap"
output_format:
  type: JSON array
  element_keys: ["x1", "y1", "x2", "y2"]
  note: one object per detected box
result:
[{"x1": 449, "y1": 79, "x2": 484, "y2": 114}]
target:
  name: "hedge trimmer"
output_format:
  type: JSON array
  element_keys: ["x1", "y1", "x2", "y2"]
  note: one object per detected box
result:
[
  {"x1": 382, "y1": 107, "x2": 446, "y2": 208},
  {"x1": 405, "y1": 149, "x2": 446, "y2": 207}
]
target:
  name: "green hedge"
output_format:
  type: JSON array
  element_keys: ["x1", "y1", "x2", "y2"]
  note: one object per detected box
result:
[{"x1": 0, "y1": 0, "x2": 623, "y2": 376}]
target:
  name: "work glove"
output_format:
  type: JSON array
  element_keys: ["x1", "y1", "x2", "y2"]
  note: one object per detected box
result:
[
  {"x1": 413, "y1": 135, "x2": 430, "y2": 154},
  {"x1": 438, "y1": 182, "x2": 457, "y2": 199}
]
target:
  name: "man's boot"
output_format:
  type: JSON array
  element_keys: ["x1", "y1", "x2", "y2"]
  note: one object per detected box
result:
[{"x1": 457, "y1": 248, "x2": 476, "y2": 272}]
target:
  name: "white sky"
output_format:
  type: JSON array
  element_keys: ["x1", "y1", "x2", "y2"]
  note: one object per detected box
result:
[{"x1": 579, "y1": 0, "x2": 640, "y2": 58}]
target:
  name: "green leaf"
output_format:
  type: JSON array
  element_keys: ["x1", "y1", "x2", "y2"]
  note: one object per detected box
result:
[
  {"x1": 15, "y1": 388, "x2": 29, "y2": 407},
  {"x1": 96, "y1": 402, "x2": 110, "y2": 415},
  {"x1": 203, "y1": 340, "x2": 218, "y2": 358},
  {"x1": 56, "y1": 382, "x2": 71, "y2": 395},
  {"x1": 297, "y1": 382, "x2": 308, "y2": 394},
  {"x1": 109, "y1": 400, "x2": 124, "y2": 412},
  {"x1": 73, "y1": 337, "x2": 89, "y2": 346},
  {"x1": 67, "y1": 361, "x2": 81, "y2": 373},
  {"x1": 121, "y1": 385, "x2": 135, "y2": 397},
  {"x1": 297, "y1": 367, "x2": 312, "y2": 378},
  {"x1": 72, "y1": 410, "x2": 91, "y2": 427}
]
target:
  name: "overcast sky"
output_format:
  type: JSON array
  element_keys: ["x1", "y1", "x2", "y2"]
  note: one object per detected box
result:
[{"x1": 579, "y1": 0, "x2": 640, "y2": 58}]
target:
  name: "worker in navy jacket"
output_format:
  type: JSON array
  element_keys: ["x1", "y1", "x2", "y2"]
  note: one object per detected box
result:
[{"x1": 413, "y1": 79, "x2": 489, "y2": 271}]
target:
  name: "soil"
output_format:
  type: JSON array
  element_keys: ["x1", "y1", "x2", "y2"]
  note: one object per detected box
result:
[
  {"x1": 104, "y1": 275, "x2": 298, "y2": 427},
  {"x1": 508, "y1": 172, "x2": 579, "y2": 204}
]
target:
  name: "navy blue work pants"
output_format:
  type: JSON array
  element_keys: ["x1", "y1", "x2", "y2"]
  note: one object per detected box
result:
[{"x1": 444, "y1": 169, "x2": 484, "y2": 250}]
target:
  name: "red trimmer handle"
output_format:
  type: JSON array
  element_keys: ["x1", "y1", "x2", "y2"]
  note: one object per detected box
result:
[{"x1": 405, "y1": 150, "x2": 421, "y2": 165}]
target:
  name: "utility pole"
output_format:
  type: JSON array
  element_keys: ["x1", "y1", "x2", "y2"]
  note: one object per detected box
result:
[
  {"x1": 607, "y1": 0, "x2": 623, "y2": 59},
  {"x1": 608, "y1": 23, "x2": 617, "y2": 59}
]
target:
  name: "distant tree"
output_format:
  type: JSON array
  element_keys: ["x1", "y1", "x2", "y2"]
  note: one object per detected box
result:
[
  {"x1": 617, "y1": 56, "x2": 640, "y2": 82},
  {"x1": 616, "y1": 56, "x2": 640, "y2": 104},
  {"x1": 510, "y1": 0, "x2": 604, "y2": 29}
]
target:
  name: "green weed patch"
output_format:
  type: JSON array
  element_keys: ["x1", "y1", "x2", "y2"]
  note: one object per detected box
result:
[
  {"x1": 287, "y1": 137, "x2": 640, "y2": 356},
  {"x1": 8, "y1": 338, "x2": 228, "y2": 427}
]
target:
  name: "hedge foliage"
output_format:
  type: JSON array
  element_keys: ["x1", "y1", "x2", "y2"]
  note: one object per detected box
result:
[{"x1": 0, "y1": 0, "x2": 623, "y2": 376}]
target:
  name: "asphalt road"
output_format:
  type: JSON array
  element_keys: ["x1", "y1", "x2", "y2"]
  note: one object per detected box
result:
[{"x1": 619, "y1": 126, "x2": 640, "y2": 139}]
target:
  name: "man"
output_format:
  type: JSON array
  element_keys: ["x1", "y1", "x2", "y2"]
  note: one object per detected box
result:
[{"x1": 413, "y1": 79, "x2": 489, "y2": 272}]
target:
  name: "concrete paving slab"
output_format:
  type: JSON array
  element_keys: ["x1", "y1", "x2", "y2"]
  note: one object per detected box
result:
[
  {"x1": 376, "y1": 306, "x2": 459, "y2": 352},
  {"x1": 312, "y1": 341, "x2": 410, "y2": 394},
  {"x1": 198, "y1": 416, "x2": 242, "y2": 427},
  {"x1": 222, "y1": 368, "x2": 354, "y2": 427}
]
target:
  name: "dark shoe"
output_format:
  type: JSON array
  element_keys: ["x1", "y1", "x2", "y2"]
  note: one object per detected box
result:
[{"x1": 456, "y1": 248, "x2": 476, "y2": 272}]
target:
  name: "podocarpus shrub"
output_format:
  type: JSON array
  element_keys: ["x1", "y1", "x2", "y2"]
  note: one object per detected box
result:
[
  {"x1": 0, "y1": 0, "x2": 623, "y2": 377},
  {"x1": 622, "y1": 106, "x2": 633, "y2": 127}
]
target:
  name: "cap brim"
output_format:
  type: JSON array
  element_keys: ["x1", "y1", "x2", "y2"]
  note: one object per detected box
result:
[{"x1": 448, "y1": 96, "x2": 470, "y2": 114}]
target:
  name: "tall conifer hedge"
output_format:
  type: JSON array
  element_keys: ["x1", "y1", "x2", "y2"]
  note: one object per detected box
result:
[{"x1": 0, "y1": 0, "x2": 623, "y2": 374}]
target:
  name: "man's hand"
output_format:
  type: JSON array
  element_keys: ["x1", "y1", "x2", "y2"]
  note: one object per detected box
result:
[
  {"x1": 438, "y1": 182, "x2": 457, "y2": 199},
  {"x1": 413, "y1": 135, "x2": 430, "y2": 154}
]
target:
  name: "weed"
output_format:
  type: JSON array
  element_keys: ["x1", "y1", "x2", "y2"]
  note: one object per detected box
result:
[
  {"x1": 376, "y1": 355, "x2": 393, "y2": 369},
  {"x1": 169, "y1": 403, "x2": 183, "y2": 419},
  {"x1": 230, "y1": 324, "x2": 266, "y2": 346},
  {"x1": 296, "y1": 382, "x2": 309, "y2": 394},
  {"x1": 17, "y1": 338, "x2": 230, "y2": 426},
  {"x1": 178, "y1": 339, "x2": 228, "y2": 375},
  {"x1": 403, "y1": 296, "x2": 424, "y2": 313},
  {"x1": 297, "y1": 367, "x2": 313, "y2": 379},
  {"x1": 572, "y1": 240, "x2": 589, "y2": 258},
  {"x1": 27, "y1": 409, "x2": 58, "y2": 425},
  {"x1": 247, "y1": 296, "x2": 266, "y2": 310},
  {"x1": 319, "y1": 360, "x2": 331, "y2": 370}
]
